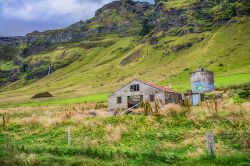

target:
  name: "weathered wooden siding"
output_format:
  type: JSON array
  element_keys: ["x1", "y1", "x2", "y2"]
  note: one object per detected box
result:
[{"x1": 165, "y1": 92, "x2": 181, "y2": 104}]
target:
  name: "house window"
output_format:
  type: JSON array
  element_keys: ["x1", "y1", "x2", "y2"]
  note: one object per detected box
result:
[
  {"x1": 130, "y1": 84, "x2": 139, "y2": 92},
  {"x1": 117, "y1": 97, "x2": 122, "y2": 104},
  {"x1": 150, "y1": 95, "x2": 155, "y2": 102}
]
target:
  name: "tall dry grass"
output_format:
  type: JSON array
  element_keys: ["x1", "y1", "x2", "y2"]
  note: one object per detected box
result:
[
  {"x1": 105, "y1": 124, "x2": 127, "y2": 144},
  {"x1": 188, "y1": 101, "x2": 250, "y2": 123},
  {"x1": 0, "y1": 103, "x2": 109, "y2": 128},
  {"x1": 0, "y1": 100, "x2": 249, "y2": 129}
]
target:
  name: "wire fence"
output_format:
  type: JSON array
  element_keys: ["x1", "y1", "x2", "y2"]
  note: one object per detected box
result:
[{"x1": 1, "y1": 127, "x2": 249, "y2": 164}]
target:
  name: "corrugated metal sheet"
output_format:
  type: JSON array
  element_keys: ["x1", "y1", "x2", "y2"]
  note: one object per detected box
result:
[{"x1": 192, "y1": 94, "x2": 201, "y2": 106}]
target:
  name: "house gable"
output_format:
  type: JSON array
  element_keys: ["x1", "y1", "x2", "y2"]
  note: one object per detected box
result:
[
  {"x1": 108, "y1": 80, "x2": 182, "y2": 111},
  {"x1": 109, "y1": 80, "x2": 149, "y2": 98},
  {"x1": 109, "y1": 79, "x2": 179, "y2": 98}
]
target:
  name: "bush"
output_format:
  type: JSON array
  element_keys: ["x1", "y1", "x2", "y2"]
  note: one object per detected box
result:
[
  {"x1": 232, "y1": 88, "x2": 250, "y2": 103},
  {"x1": 141, "y1": 101, "x2": 153, "y2": 115},
  {"x1": 180, "y1": 98, "x2": 192, "y2": 114}
]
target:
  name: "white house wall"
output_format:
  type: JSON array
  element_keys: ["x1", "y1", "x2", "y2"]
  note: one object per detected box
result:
[{"x1": 108, "y1": 80, "x2": 170, "y2": 111}]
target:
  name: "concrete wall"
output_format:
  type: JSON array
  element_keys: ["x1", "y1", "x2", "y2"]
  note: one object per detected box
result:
[
  {"x1": 108, "y1": 80, "x2": 180, "y2": 111},
  {"x1": 190, "y1": 71, "x2": 214, "y2": 83},
  {"x1": 190, "y1": 69, "x2": 214, "y2": 93}
]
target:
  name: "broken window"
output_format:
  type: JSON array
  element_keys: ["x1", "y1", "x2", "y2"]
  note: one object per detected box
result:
[
  {"x1": 130, "y1": 84, "x2": 139, "y2": 92},
  {"x1": 150, "y1": 95, "x2": 155, "y2": 102},
  {"x1": 117, "y1": 97, "x2": 122, "y2": 104}
]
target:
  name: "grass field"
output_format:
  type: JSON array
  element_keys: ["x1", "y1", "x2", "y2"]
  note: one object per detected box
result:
[
  {"x1": 0, "y1": 101, "x2": 249, "y2": 165},
  {"x1": 0, "y1": 93, "x2": 109, "y2": 108}
]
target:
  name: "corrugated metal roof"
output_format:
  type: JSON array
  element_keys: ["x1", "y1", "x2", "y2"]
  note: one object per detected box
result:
[
  {"x1": 136, "y1": 80, "x2": 180, "y2": 94},
  {"x1": 109, "y1": 79, "x2": 180, "y2": 97}
]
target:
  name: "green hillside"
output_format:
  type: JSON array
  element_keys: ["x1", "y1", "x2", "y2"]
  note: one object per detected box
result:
[
  {"x1": 0, "y1": 0, "x2": 249, "y2": 105},
  {"x1": 0, "y1": 17, "x2": 250, "y2": 105}
]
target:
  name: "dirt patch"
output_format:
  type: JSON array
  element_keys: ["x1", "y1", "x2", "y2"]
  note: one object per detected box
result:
[
  {"x1": 31, "y1": 92, "x2": 53, "y2": 99},
  {"x1": 120, "y1": 50, "x2": 142, "y2": 66}
]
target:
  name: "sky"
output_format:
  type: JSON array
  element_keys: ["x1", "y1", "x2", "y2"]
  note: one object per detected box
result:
[{"x1": 0, "y1": 0, "x2": 154, "y2": 37}]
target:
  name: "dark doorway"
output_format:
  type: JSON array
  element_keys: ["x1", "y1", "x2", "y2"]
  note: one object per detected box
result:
[{"x1": 127, "y1": 95, "x2": 143, "y2": 108}]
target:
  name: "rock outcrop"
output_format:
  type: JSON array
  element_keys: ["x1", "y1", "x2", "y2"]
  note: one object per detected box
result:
[
  {"x1": 152, "y1": 0, "x2": 250, "y2": 33},
  {"x1": 22, "y1": 42, "x2": 50, "y2": 57},
  {"x1": 26, "y1": 0, "x2": 153, "y2": 44},
  {"x1": 13, "y1": 0, "x2": 250, "y2": 45},
  {"x1": 0, "y1": 36, "x2": 26, "y2": 47},
  {"x1": 171, "y1": 42, "x2": 193, "y2": 52}
]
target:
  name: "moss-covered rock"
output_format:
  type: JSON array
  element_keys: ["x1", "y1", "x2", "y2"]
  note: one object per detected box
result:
[{"x1": 31, "y1": 92, "x2": 53, "y2": 99}]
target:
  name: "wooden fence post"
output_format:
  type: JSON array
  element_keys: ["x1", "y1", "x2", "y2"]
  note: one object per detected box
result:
[
  {"x1": 206, "y1": 132, "x2": 215, "y2": 155},
  {"x1": 68, "y1": 126, "x2": 71, "y2": 147},
  {"x1": 2, "y1": 115, "x2": 4, "y2": 128}
]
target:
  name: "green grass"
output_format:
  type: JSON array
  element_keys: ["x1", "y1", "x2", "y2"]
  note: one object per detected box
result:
[
  {"x1": 163, "y1": 0, "x2": 198, "y2": 10},
  {"x1": 0, "y1": 103, "x2": 249, "y2": 165},
  {"x1": 0, "y1": 93, "x2": 109, "y2": 108},
  {"x1": 0, "y1": 61, "x2": 16, "y2": 70}
]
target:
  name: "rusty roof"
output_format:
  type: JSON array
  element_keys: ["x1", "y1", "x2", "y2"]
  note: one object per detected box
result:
[
  {"x1": 136, "y1": 80, "x2": 180, "y2": 94},
  {"x1": 109, "y1": 79, "x2": 181, "y2": 97}
]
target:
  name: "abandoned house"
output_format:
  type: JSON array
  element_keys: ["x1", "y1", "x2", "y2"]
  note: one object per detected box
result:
[{"x1": 108, "y1": 80, "x2": 182, "y2": 111}]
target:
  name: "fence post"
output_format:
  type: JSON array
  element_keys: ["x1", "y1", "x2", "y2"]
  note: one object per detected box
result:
[
  {"x1": 68, "y1": 126, "x2": 71, "y2": 147},
  {"x1": 2, "y1": 115, "x2": 5, "y2": 129},
  {"x1": 206, "y1": 132, "x2": 215, "y2": 155}
]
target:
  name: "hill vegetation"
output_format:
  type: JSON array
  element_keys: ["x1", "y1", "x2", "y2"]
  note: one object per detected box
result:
[{"x1": 0, "y1": 0, "x2": 249, "y2": 104}]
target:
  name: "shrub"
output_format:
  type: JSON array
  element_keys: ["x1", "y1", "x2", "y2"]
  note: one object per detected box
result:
[
  {"x1": 143, "y1": 101, "x2": 153, "y2": 116},
  {"x1": 94, "y1": 103, "x2": 107, "y2": 110},
  {"x1": 232, "y1": 88, "x2": 250, "y2": 104},
  {"x1": 161, "y1": 104, "x2": 181, "y2": 117},
  {"x1": 1, "y1": 114, "x2": 11, "y2": 130},
  {"x1": 180, "y1": 98, "x2": 192, "y2": 114}
]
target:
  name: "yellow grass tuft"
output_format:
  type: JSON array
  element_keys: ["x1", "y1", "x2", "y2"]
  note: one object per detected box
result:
[
  {"x1": 185, "y1": 148, "x2": 204, "y2": 158},
  {"x1": 187, "y1": 101, "x2": 250, "y2": 124},
  {"x1": 105, "y1": 124, "x2": 127, "y2": 144},
  {"x1": 16, "y1": 153, "x2": 37, "y2": 165},
  {"x1": 214, "y1": 142, "x2": 230, "y2": 155},
  {"x1": 161, "y1": 104, "x2": 181, "y2": 116}
]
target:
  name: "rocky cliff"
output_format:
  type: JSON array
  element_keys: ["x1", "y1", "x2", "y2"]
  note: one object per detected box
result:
[
  {"x1": 152, "y1": 0, "x2": 250, "y2": 35},
  {"x1": 26, "y1": 0, "x2": 153, "y2": 44},
  {"x1": 25, "y1": 0, "x2": 250, "y2": 45},
  {"x1": 0, "y1": 36, "x2": 26, "y2": 47}
]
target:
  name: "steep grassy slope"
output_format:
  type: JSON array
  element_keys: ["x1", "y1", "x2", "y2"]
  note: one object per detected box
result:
[
  {"x1": 0, "y1": 17, "x2": 249, "y2": 105},
  {"x1": 0, "y1": 102, "x2": 249, "y2": 165}
]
